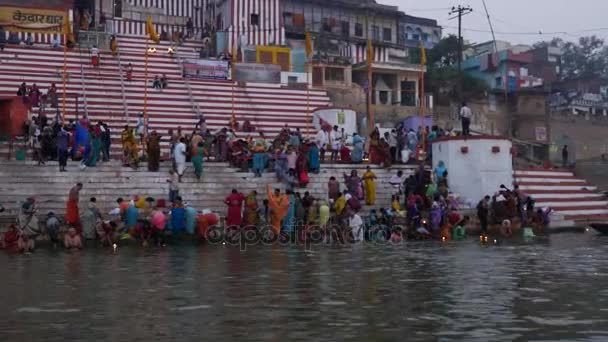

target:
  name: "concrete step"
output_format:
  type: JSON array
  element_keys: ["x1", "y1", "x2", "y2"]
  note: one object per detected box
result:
[{"x1": 514, "y1": 169, "x2": 574, "y2": 177}]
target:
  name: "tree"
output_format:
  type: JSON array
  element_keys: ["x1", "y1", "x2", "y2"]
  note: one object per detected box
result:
[
  {"x1": 414, "y1": 35, "x2": 488, "y2": 104},
  {"x1": 561, "y1": 36, "x2": 606, "y2": 79},
  {"x1": 535, "y1": 35, "x2": 607, "y2": 80},
  {"x1": 532, "y1": 37, "x2": 564, "y2": 50}
]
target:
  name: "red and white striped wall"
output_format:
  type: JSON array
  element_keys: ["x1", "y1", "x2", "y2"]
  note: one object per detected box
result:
[
  {"x1": 514, "y1": 168, "x2": 608, "y2": 222},
  {"x1": 228, "y1": 0, "x2": 285, "y2": 54},
  {"x1": 128, "y1": 0, "x2": 206, "y2": 23},
  {"x1": 351, "y1": 43, "x2": 389, "y2": 64},
  {"x1": 0, "y1": 31, "x2": 66, "y2": 45},
  {"x1": 110, "y1": 19, "x2": 195, "y2": 37}
]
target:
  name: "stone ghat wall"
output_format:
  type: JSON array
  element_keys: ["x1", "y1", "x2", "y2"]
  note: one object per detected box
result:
[{"x1": 0, "y1": 160, "x2": 416, "y2": 223}]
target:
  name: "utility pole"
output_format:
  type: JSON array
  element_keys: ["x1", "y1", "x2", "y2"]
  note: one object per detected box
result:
[{"x1": 449, "y1": 5, "x2": 472, "y2": 101}]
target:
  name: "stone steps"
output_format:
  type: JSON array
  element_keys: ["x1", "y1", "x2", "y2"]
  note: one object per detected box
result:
[
  {"x1": 0, "y1": 160, "x2": 415, "y2": 220},
  {"x1": 514, "y1": 168, "x2": 608, "y2": 225}
]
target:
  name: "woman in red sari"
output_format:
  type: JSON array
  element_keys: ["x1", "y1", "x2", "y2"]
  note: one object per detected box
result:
[
  {"x1": 224, "y1": 189, "x2": 245, "y2": 227},
  {"x1": 296, "y1": 152, "x2": 309, "y2": 188},
  {"x1": 66, "y1": 183, "x2": 83, "y2": 230},
  {"x1": 368, "y1": 128, "x2": 382, "y2": 164}
]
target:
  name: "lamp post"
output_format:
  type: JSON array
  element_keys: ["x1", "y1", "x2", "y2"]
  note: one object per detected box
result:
[{"x1": 143, "y1": 42, "x2": 156, "y2": 129}]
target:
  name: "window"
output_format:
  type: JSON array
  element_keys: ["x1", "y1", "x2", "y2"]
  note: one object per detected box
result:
[
  {"x1": 113, "y1": 0, "x2": 123, "y2": 18},
  {"x1": 401, "y1": 81, "x2": 416, "y2": 106},
  {"x1": 341, "y1": 21, "x2": 349, "y2": 37},
  {"x1": 250, "y1": 14, "x2": 259, "y2": 26},
  {"x1": 288, "y1": 76, "x2": 298, "y2": 85},
  {"x1": 355, "y1": 23, "x2": 363, "y2": 37},
  {"x1": 322, "y1": 18, "x2": 331, "y2": 32},
  {"x1": 495, "y1": 76, "x2": 503, "y2": 88},
  {"x1": 325, "y1": 67, "x2": 344, "y2": 82},
  {"x1": 412, "y1": 34, "x2": 420, "y2": 41},
  {"x1": 372, "y1": 25, "x2": 380, "y2": 41},
  {"x1": 383, "y1": 28, "x2": 392, "y2": 42}
]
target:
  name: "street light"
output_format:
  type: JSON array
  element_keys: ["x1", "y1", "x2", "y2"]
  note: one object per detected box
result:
[{"x1": 143, "y1": 42, "x2": 157, "y2": 129}]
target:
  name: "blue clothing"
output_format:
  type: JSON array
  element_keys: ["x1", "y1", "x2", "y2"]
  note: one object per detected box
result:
[
  {"x1": 184, "y1": 206, "x2": 197, "y2": 234},
  {"x1": 171, "y1": 207, "x2": 186, "y2": 232},
  {"x1": 252, "y1": 152, "x2": 266, "y2": 174},
  {"x1": 307, "y1": 146, "x2": 320, "y2": 172},
  {"x1": 289, "y1": 134, "x2": 301, "y2": 147},
  {"x1": 285, "y1": 174, "x2": 297, "y2": 192},
  {"x1": 57, "y1": 130, "x2": 69, "y2": 150},
  {"x1": 274, "y1": 153, "x2": 288, "y2": 180},
  {"x1": 125, "y1": 205, "x2": 139, "y2": 228},
  {"x1": 282, "y1": 195, "x2": 296, "y2": 233},
  {"x1": 73, "y1": 123, "x2": 91, "y2": 160},
  {"x1": 351, "y1": 135, "x2": 363, "y2": 163}
]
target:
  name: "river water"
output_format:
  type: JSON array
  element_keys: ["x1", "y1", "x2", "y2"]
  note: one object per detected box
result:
[{"x1": 1, "y1": 233, "x2": 608, "y2": 341}]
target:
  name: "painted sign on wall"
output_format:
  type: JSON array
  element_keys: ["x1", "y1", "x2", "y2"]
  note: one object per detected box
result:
[
  {"x1": 182, "y1": 59, "x2": 229, "y2": 80},
  {"x1": 0, "y1": 6, "x2": 66, "y2": 33},
  {"x1": 234, "y1": 63, "x2": 281, "y2": 83}
]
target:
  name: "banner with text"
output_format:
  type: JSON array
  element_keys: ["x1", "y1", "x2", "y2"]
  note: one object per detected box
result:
[
  {"x1": 234, "y1": 63, "x2": 281, "y2": 84},
  {"x1": 183, "y1": 59, "x2": 229, "y2": 80},
  {"x1": 0, "y1": 6, "x2": 66, "y2": 33}
]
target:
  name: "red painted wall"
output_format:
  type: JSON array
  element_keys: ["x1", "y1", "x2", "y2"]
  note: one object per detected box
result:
[{"x1": 0, "y1": 97, "x2": 28, "y2": 137}]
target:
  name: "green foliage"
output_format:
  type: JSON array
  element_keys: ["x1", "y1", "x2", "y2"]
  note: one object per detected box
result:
[
  {"x1": 421, "y1": 34, "x2": 487, "y2": 102},
  {"x1": 534, "y1": 35, "x2": 608, "y2": 80}
]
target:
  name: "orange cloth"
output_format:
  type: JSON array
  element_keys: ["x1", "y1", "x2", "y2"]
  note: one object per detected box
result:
[
  {"x1": 197, "y1": 214, "x2": 219, "y2": 239},
  {"x1": 66, "y1": 199, "x2": 79, "y2": 225},
  {"x1": 266, "y1": 185, "x2": 289, "y2": 235}
]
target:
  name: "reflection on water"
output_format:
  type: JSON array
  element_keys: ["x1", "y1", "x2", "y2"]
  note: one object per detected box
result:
[{"x1": 1, "y1": 233, "x2": 608, "y2": 341}]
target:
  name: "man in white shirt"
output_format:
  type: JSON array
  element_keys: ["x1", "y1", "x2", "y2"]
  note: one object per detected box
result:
[
  {"x1": 315, "y1": 128, "x2": 328, "y2": 162},
  {"x1": 460, "y1": 101, "x2": 472, "y2": 136},
  {"x1": 329, "y1": 125, "x2": 341, "y2": 162},
  {"x1": 349, "y1": 210, "x2": 364, "y2": 242},
  {"x1": 173, "y1": 137, "x2": 187, "y2": 182},
  {"x1": 91, "y1": 45, "x2": 100, "y2": 67},
  {"x1": 389, "y1": 170, "x2": 406, "y2": 194}
]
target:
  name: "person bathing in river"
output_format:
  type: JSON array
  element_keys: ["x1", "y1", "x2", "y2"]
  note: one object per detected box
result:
[{"x1": 64, "y1": 227, "x2": 83, "y2": 250}]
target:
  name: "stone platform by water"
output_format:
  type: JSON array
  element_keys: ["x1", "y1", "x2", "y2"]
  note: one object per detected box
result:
[{"x1": 0, "y1": 160, "x2": 415, "y2": 220}]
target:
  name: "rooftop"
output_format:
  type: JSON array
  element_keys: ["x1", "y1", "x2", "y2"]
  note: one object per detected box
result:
[{"x1": 400, "y1": 14, "x2": 441, "y2": 28}]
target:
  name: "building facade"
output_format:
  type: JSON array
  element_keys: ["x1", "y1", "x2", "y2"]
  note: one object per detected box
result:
[
  {"x1": 462, "y1": 49, "x2": 543, "y2": 92},
  {"x1": 398, "y1": 14, "x2": 441, "y2": 50}
]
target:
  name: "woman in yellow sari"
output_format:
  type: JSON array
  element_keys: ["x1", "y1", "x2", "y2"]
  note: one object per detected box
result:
[
  {"x1": 243, "y1": 191, "x2": 259, "y2": 226},
  {"x1": 362, "y1": 166, "x2": 377, "y2": 205}
]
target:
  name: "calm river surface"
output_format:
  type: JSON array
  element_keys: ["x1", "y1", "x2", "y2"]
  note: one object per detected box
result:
[{"x1": 1, "y1": 233, "x2": 608, "y2": 341}]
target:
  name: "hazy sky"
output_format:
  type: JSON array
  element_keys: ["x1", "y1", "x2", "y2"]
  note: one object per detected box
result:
[{"x1": 383, "y1": 0, "x2": 608, "y2": 45}]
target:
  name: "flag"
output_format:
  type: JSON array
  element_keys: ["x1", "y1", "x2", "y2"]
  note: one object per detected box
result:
[
  {"x1": 146, "y1": 16, "x2": 160, "y2": 43},
  {"x1": 420, "y1": 42, "x2": 427, "y2": 65},
  {"x1": 63, "y1": 14, "x2": 74, "y2": 46},
  {"x1": 420, "y1": 45, "x2": 427, "y2": 65},
  {"x1": 366, "y1": 39, "x2": 374, "y2": 64},
  {"x1": 232, "y1": 41, "x2": 238, "y2": 63},
  {"x1": 305, "y1": 31, "x2": 312, "y2": 58}
]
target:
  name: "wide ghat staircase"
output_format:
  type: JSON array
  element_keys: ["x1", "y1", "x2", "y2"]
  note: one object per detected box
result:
[
  {"x1": 515, "y1": 168, "x2": 608, "y2": 226},
  {"x1": 0, "y1": 160, "x2": 415, "y2": 222},
  {"x1": 0, "y1": 35, "x2": 331, "y2": 158}
]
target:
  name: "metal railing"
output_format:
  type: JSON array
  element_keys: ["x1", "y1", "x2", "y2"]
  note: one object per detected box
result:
[
  {"x1": 175, "y1": 50, "x2": 201, "y2": 118},
  {"x1": 116, "y1": 39, "x2": 130, "y2": 122}
]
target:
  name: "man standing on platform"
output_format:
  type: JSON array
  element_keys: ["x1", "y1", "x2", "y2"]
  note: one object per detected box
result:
[{"x1": 460, "y1": 101, "x2": 472, "y2": 136}]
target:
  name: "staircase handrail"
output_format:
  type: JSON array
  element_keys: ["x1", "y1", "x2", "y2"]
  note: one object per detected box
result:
[
  {"x1": 115, "y1": 38, "x2": 130, "y2": 122},
  {"x1": 174, "y1": 50, "x2": 201, "y2": 118},
  {"x1": 78, "y1": 47, "x2": 89, "y2": 116}
]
